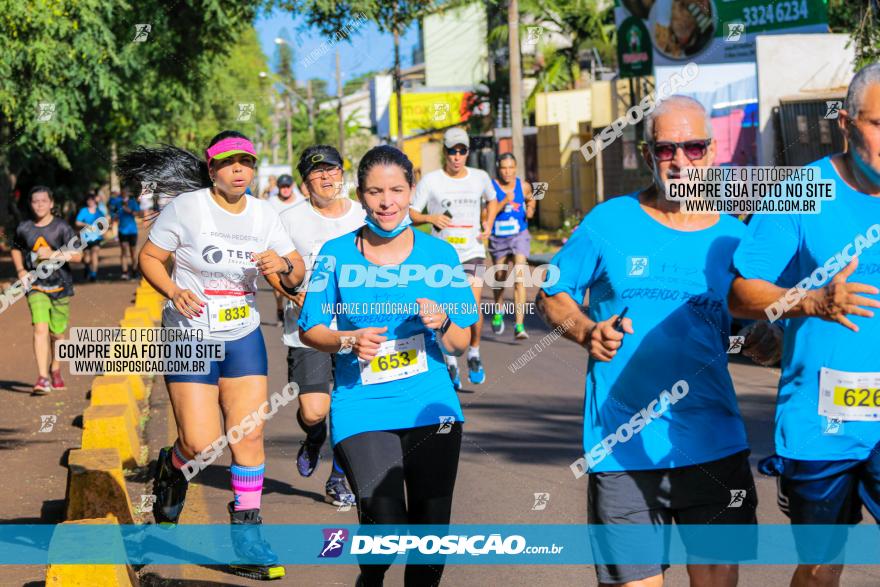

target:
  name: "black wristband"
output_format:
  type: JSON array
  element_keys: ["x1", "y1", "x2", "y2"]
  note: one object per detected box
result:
[
  {"x1": 438, "y1": 316, "x2": 452, "y2": 335},
  {"x1": 280, "y1": 256, "x2": 294, "y2": 276}
]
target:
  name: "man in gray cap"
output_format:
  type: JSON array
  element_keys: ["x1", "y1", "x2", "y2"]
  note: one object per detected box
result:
[{"x1": 411, "y1": 127, "x2": 497, "y2": 388}]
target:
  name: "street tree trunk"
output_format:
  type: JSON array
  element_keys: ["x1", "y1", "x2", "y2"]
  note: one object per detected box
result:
[
  {"x1": 508, "y1": 0, "x2": 525, "y2": 176},
  {"x1": 394, "y1": 22, "x2": 404, "y2": 149}
]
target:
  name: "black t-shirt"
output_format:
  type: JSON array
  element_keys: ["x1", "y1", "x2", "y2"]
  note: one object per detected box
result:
[{"x1": 14, "y1": 218, "x2": 77, "y2": 299}]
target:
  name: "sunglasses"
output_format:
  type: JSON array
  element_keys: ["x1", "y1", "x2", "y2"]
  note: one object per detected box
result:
[
  {"x1": 649, "y1": 139, "x2": 712, "y2": 162},
  {"x1": 308, "y1": 166, "x2": 342, "y2": 179},
  {"x1": 446, "y1": 147, "x2": 469, "y2": 156}
]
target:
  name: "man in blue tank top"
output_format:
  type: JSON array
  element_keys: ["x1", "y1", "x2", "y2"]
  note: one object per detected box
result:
[{"x1": 484, "y1": 153, "x2": 535, "y2": 339}]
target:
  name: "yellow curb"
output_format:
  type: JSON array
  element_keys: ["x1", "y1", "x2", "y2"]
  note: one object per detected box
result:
[
  {"x1": 122, "y1": 374, "x2": 146, "y2": 401},
  {"x1": 82, "y1": 405, "x2": 141, "y2": 468},
  {"x1": 46, "y1": 514, "x2": 138, "y2": 586},
  {"x1": 65, "y1": 450, "x2": 134, "y2": 524},
  {"x1": 90, "y1": 378, "x2": 138, "y2": 431},
  {"x1": 119, "y1": 317, "x2": 153, "y2": 329},
  {"x1": 123, "y1": 306, "x2": 154, "y2": 325},
  {"x1": 134, "y1": 294, "x2": 163, "y2": 322}
]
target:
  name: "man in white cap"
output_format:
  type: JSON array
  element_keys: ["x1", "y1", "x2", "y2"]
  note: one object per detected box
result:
[{"x1": 411, "y1": 127, "x2": 497, "y2": 388}]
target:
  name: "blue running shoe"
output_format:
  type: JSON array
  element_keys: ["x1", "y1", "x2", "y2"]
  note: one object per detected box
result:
[
  {"x1": 296, "y1": 439, "x2": 322, "y2": 478},
  {"x1": 325, "y1": 477, "x2": 356, "y2": 507},
  {"x1": 227, "y1": 502, "x2": 285, "y2": 580},
  {"x1": 468, "y1": 356, "x2": 486, "y2": 385}
]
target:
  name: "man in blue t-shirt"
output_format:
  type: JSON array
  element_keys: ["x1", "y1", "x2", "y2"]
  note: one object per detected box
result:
[
  {"x1": 538, "y1": 95, "x2": 774, "y2": 586},
  {"x1": 112, "y1": 189, "x2": 140, "y2": 280},
  {"x1": 730, "y1": 63, "x2": 880, "y2": 586}
]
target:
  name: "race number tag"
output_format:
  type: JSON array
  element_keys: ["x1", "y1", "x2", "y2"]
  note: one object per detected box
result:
[
  {"x1": 494, "y1": 218, "x2": 519, "y2": 237},
  {"x1": 359, "y1": 334, "x2": 428, "y2": 386},
  {"x1": 207, "y1": 297, "x2": 256, "y2": 333},
  {"x1": 443, "y1": 227, "x2": 471, "y2": 248},
  {"x1": 818, "y1": 367, "x2": 880, "y2": 421}
]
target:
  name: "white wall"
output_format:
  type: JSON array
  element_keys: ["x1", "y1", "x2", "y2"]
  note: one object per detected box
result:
[
  {"x1": 423, "y1": 3, "x2": 489, "y2": 88},
  {"x1": 756, "y1": 34, "x2": 855, "y2": 165}
]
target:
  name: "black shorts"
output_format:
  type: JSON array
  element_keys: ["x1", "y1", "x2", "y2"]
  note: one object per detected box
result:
[
  {"x1": 588, "y1": 450, "x2": 757, "y2": 584},
  {"x1": 287, "y1": 346, "x2": 334, "y2": 394},
  {"x1": 118, "y1": 233, "x2": 137, "y2": 246},
  {"x1": 84, "y1": 240, "x2": 102, "y2": 250},
  {"x1": 460, "y1": 257, "x2": 485, "y2": 277}
]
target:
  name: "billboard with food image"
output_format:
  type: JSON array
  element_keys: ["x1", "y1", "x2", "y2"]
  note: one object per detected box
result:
[{"x1": 615, "y1": 0, "x2": 828, "y2": 66}]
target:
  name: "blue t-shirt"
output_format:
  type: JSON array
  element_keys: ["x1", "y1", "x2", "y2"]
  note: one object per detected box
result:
[
  {"x1": 298, "y1": 228, "x2": 479, "y2": 444},
  {"x1": 75, "y1": 207, "x2": 106, "y2": 243},
  {"x1": 542, "y1": 193, "x2": 749, "y2": 472},
  {"x1": 116, "y1": 198, "x2": 140, "y2": 235},
  {"x1": 734, "y1": 155, "x2": 880, "y2": 462}
]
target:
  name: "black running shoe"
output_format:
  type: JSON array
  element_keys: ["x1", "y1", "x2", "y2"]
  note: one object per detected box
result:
[{"x1": 152, "y1": 446, "x2": 189, "y2": 525}]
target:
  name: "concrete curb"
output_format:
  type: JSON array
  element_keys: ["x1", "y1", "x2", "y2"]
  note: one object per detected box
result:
[{"x1": 51, "y1": 278, "x2": 162, "y2": 585}]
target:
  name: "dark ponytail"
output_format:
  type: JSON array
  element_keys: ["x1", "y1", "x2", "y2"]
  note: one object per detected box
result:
[
  {"x1": 356, "y1": 145, "x2": 415, "y2": 189},
  {"x1": 115, "y1": 130, "x2": 250, "y2": 199}
]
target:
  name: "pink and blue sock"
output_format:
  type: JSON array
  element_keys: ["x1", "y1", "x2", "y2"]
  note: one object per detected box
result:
[
  {"x1": 171, "y1": 441, "x2": 189, "y2": 470},
  {"x1": 231, "y1": 462, "x2": 265, "y2": 511}
]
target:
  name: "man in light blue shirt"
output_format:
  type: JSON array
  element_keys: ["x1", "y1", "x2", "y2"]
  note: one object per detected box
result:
[
  {"x1": 730, "y1": 63, "x2": 880, "y2": 587},
  {"x1": 539, "y1": 95, "x2": 764, "y2": 587}
]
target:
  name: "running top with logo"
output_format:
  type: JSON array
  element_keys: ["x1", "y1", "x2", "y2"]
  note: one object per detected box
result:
[
  {"x1": 412, "y1": 167, "x2": 495, "y2": 261},
  {"x1": 734, "y1": 155, "x2": 880, "y2": 461},
  {"x1": 14, "y1": 218, "x2": 77, "y2": 299},
  {"x1": 491, "y1": 178, "x2": 528, "y2": 237},
  {"x1": 279, "y1": 198, "x2": 366, "y2": 347},
  {"x1": 298, "y1": 228, "x2": 479, "y2": 444},
  {"x1": 112, "y1": 197, "x2": 140, "y2": 235},
  {"x1": 148, "y1": 189, "x2": 295, "y2": 341},
  {"x1": 542, "y1": 193, "x2": 749, "y2": 473},
  {"x1": 75, "y1": 207, "x2": 106, "y2": 243}
]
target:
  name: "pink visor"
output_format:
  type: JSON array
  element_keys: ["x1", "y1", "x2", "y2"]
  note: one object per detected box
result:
[{"x1": 205, "y1": 137, "x2": 258, "y2": 166}]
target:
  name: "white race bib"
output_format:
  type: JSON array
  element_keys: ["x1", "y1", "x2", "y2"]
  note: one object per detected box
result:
[
  {"x1": 494, "y1": 218, "x2": 519, "y2": 237},
  {"x1": 358, "y1": 334, "x2": 428, "y2": 386},
  {"x1": 818, "y1": 367, "x2": 880, "y2": 421},
  {"x1": 207, "y1": 297, "x2": 256, "y2": 333}
]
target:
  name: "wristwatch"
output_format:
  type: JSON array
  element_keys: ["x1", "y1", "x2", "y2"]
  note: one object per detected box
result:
[
  {"x1": 437, "y1": 316, "x2": 452, "y2": 335},
  {"x1": 280, "y1": 256, "x2": 294, "y2": 276},
  {"x1": 338, "y1": 335, "x2": 357, "y2": 354}
]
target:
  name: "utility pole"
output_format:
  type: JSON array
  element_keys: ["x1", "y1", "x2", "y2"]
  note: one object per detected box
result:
[
  {"x1": 393, "y1": 24, "x2": 404, "y2": 149},
  {"x1": 336, "y1": 50, "x2": 345, "y2": 161},
  {"x1": 307, "y1": 79, "x2": 315, "y2": 142},
  {"x1": 507, "y1": 0, "x2": 525, "y2": 175},
  {"x1": 285, "y1": 92, "x2": 293, "y2": 166}
]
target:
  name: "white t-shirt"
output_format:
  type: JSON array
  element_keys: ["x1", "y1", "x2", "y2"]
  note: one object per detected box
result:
[
  {"x1": 267, "y1": 189, "x2": 302, "y2": 214},
  {"x1": 149, "y1": 189, "x2": 295, "y2": 341},
  {"x1": 278, "y1": 198, "x2": 367, "y2": 347},
  {"x1": 411, "y1": 167, "x2": 495, "y2": 262}
]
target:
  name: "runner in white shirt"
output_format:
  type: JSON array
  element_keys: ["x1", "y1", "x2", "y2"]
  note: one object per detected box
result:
[
  {"x1": 268, "y1": 174, "x2": 303, "y2": 325},
  {"x1": 410, "y1": 127, "x2": 497, "y2": 388},
  {"x1": 277, "y1": 145, "x2": 366, "y2": 508},
  {"x1": 123, "y1": 131, "x2": 305, "y2": 581}
]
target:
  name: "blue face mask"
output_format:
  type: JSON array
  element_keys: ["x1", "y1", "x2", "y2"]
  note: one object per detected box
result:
[{"x1": 364, "y1": 210, "x2": 412, "y2": 238}]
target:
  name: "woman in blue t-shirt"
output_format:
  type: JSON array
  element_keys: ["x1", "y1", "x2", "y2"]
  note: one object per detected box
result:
[{"x1": 300, "y1": 146, "x2": 478, "y2": 586}]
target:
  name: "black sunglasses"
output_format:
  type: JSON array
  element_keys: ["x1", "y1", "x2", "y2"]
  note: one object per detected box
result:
[
  {"x1": 446, "y1": 147, "x2": 469, "y2": 156},
  {"x1": 649, "y1": 139, "x2": 712, "y2": 162}
]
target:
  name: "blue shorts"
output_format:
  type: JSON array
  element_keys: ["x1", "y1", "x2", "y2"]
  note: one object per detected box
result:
[
  {"x1": 164, "y1": 327, "x2": 268, "y2": 385},
  {"x1": 760, "y1": 453, "x2": 880, "y2": 561}
]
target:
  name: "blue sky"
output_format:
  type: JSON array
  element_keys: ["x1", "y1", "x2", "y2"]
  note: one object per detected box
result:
[{"x1": 255, "y1": 7, "x2": 420, "y2": 94}]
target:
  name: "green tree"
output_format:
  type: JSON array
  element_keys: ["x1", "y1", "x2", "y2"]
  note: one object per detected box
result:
[
  {"x1": 0, "y1": 0, "x2": 262, "y2": 235},
  {"x1": 277, "y1": 0, "x2": 449, "y2": 147},
  {"x1": 829, "y1": 0, "x2": 880, "y2": 68}
]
